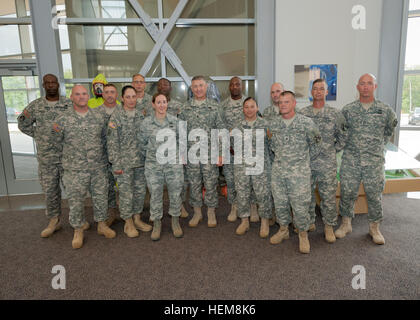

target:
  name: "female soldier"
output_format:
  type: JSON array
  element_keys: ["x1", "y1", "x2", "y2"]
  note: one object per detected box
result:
[
  {"x1": 233, "y1": 97, "x2": 272, "y2": 237},
  {"x1": 107, "y1": 85, "x2": 152, "y2": 238},
  {"x1": 139, "y1": 93, "x2": 184, "y2": 241}
]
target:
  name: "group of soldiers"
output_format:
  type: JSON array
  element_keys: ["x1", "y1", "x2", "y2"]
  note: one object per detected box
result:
[{"x1": 17, "y1": 71, "x2": 397, "y2": 253}]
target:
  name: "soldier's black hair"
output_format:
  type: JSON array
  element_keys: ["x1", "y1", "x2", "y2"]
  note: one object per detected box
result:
[
  {"x1": 121, "y1": 85, "x2": 136, "y2": 97},
  {"x1": 243, "y1": 96, "x2": 258, "y2": 107}
]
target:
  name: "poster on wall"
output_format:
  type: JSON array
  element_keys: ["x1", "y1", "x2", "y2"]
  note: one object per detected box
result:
[{"x1": 294, "y1": 64, "x2": 337, "y2": 101}]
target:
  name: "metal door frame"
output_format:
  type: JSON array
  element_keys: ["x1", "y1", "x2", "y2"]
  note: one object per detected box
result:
[{"x1": 0, "y1": 63, "x2": 42, "y2": 195}]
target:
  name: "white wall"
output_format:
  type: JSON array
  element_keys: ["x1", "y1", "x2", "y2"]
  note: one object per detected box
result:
[{"x1": 275, "y1": 0, "x2": 383, "y2": 109}]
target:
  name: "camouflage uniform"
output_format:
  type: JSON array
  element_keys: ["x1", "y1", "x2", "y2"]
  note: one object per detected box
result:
[
  {"x1": 107, "y1": 106, "x2": 146, "y2": 220},
  {"x1": 178, "y1": 99, "x2": 224, "y2": 209},
  {"x1": 167, "y1": 98, "x2": 184, "y2": 117},
  {"x1": 53, "y1": 108, "x2": 109, "y2": 229},
  {"x1": 136, "y1": 93, "x2": 153, "y2": 116},
  {"x1": 234, "y1": 117, "x2": 272, "y2": 219},
  {"x1": 219, "y1": 95, "x2": 247, "y2": 205},
  {"x1": 139, "y1": 113, "x2": 184, "y2": 221},
  {"x1": 268, "y1": 114, "x2": 322, "y2": 231},
  {"x1": 262, "y1": 104, "x2": 280, "y2": 120},
  {"x1": 339, "y1": 100, "x2": 397, "y2": 223},
  {"x1": 18, "y1": 97, "x2": 72, "y2": 219},
  {"x1": 97, "y1": 104, "x2": 119, "y2": 210},
  {"x1": 299, "y1": 104, "x2": 346, "y2": 226}
]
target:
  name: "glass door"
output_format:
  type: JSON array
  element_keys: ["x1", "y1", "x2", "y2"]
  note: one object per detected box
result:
[{"x1": 0, "y1": 72, "x2": 42, "y2": 195}]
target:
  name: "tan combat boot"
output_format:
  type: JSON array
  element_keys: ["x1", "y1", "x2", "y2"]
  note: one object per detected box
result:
[
  {"x1": 41, "y1": 217, "x2": 61, "y2": 238},
  {"x1": 298, "y1": 231, "x2": 310, "y2": 254},
  {"x1": 207, "y1": 207, "x2": 217, "y2": 228},
  {"x1": 324, "y1": 225, "x2": 336, "y2": 243},
  {"x1": 259, "y1": 218, "x2": 270, "y2": 238},
  {"x1": 369, "y1": 222, "x2": 385, "y2": 245},
  {"x1": 250, "y1": 204, "x2": 259, "y2": 222},
  {"x1": 335, "y1": 217, "x2": 352, "y2": 239},
  {"x1": 235, "y1": 218, "x2": 250, "y2": 235},
  {"x1": 189, "y1": 207, "x2": 203, "y2": 227},
  {"x1": 151, "y1": 220, "x2": 161, "y2": 241},
  {"x1": 270, "y1": 225, "x2": 290, "y2": 244},
  {"x1": 72, "y1": 228, "x2": 84, "y2": 249},
  {"x1": 124, "y1": 217, "x2": 139, "y2": 238},
  {"x1": 227, "y1": 203, "x2": 237, "y2": 222},
  {"x1": 180, "y1": 205, "x2": 189, "y2": 218},
  {"x1": 133, "y1": 214, "x2": 152, "y2": 232},
  {"x1": 171, "y1": 216, "x2": 183, "y2": 238},
  {"x1": 97, "y1": 221, "x2": 116, "y2": 238}
]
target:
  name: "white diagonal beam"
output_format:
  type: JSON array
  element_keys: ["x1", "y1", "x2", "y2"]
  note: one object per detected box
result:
[
  {"x1": 127, "y1": 0, "x2": 191, "y2": 86},
  {"x1": 140, "y1": 0, "x2": 187, "y2": 77}
]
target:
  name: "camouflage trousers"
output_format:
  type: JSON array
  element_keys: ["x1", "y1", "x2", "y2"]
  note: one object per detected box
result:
[
  {"x1": 180, "y1": 165, "x2": 189, "y2": 203},
  {"x1": 107, "y1": 163, "x2": 117, "y2": 209},
  {"x1": 234, "y1": 164, "x2": 272, "y2": 219},
  {"x1": 114, "y1": 167, "x2": 146, "y2": 220},
  {"x1": 310, "y1": 167, "x2": 338, "y2": 226},
  {"x1": 339, "y1": 158, "x2": 385, "y2": 223},
  {"x1": 62, "y1": 166, "x2": 108, "y2": 229},
  {"x1": 271, "y1": 163, "x2": 311, "y2": 231},
  {"x1": 186, "y1": 162, "x2": 219, "y2": 208},
  {"x1": 145, "y1": 162, "x2": 183, "y2": 221},
  {"x1": 38, "y1": 162, "x2": 63, "y2": 219},
  {"x1": 223, "y1": 155, "x2": 237, "y2": 204}
]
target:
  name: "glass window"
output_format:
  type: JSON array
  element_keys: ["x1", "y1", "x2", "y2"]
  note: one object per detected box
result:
[
  {"x1": 166, "y1": 25, "x2": 254, "y2": 77},
  {"x1": 409, "y1": 0, "x2": 420, "y2": 11},
  {"x1": 405, "y1": 17, "x2": 420, "y2": 70},
  {"x1": 63, "y1": 25, "x2": 156, "y2": 79},
  {"x1": 163, "y1": 0, "x2": 254, "y2": 19},
  {"x1": 401, "y1": 74, "x2": 420, "y2": 127},
  {"x1": 0, "y1": 24, "x2": 34, "y2": 59},
  {"x1": 63, "y1": 0, "x2": 158, "y2": 18},
  {"x1": 0, "y1": 0, "x2": 30, "y2": 18}
]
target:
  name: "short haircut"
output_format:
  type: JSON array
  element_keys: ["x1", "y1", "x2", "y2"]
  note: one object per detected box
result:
[
  {"x1": 152, "y1": 92, "x2": 168, "y2": 103},
  {"x1": 121, "y1": 85, "x2": 136, "y2": 97},
  {"x1": 132, "y1": 74, "x2": 145, "y2": 80},
  {"x1": 243, "y1": 96, "x2": 258, "y2": 107},
  {"x1": 158, "y1": 77, "x2": 171, "y2": 85},
  {"x1": 104, "y1": 83, "x2": 117, "y2": 90},
  {"x1": 312, "y1": 78, "x2": 327, "y2": 89},
  {"x1": 280, "y1": 91, "x2": 296, "y2": 99},
  {"x1": 191, "y1": 75, "x2": 206, "y2": 82}
]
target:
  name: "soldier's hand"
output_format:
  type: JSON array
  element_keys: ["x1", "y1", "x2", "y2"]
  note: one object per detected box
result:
[
  {"x1": 217, "y1": 156, "x2": 223, "y2": 167},
  {"x1": 114, "y1": 170, "x2": 123, "y2": 175}
]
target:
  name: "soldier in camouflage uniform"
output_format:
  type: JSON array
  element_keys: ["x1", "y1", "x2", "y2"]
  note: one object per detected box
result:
[
  {"x1": 132, "y1": 74, "x2": 153, "y2": 116},
  {"x1": 179, "y1": 76, "x2": 225, "y2": 228},
  {"x1": 96, "y1": 84, "x2": 120, "y2": 224},
  {"x1": 157, "y1": 78, "x2": 189, "y2": 218},
  {"x1": 157, "y1": 78, "x2": 184, "y2": 117},
  {"x1": 267, "y1": 91, "x2": 322, "y2": 254},
  {"x1": 53, "y1": 85, "x2": 116, "y2": 249},
  {"x1": 233, "y1": 97, "x2": 272, "y2": 238},
  {"x1": 299, "y1": 79, "x2": 347, "y2": 243},
  {"x1": 18, "y1": 74, "x2": 75, "y2": 238},
  {"x1": 336, "y1": 74, "x2": 397, "y2": 245},
  {"x1": 219, "y1": 77, "x2": 246, "y2": 222},
  {"x1": 107, "y1": 85, "x2": 152, "y2": 238},
  {"x1": 262, "y1": 82, "x2": 284, "y2": 119},
  {"x1": 139, "y1": 93, "x2": 184, "y2": 240}
]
